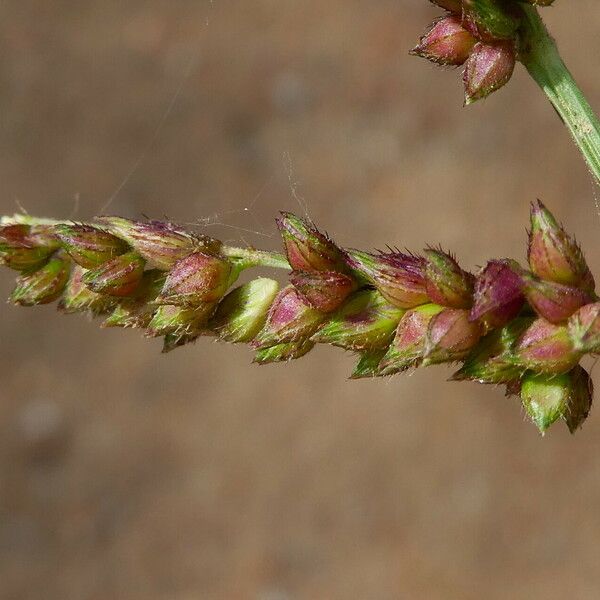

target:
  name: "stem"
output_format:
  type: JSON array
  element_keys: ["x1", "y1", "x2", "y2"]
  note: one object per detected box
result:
[
  {"x1": 1, "y1": 214, "x2": 61, "y2": 226},
  {"x1": 221, "y1": 246, "x2": 290, "y2": 270},
  {"x1": 519, "y1": 7, "x2": 600, "y2": 184},
  {"x1": 1, "y1": 213, "x2": 291, "y2": 271}
]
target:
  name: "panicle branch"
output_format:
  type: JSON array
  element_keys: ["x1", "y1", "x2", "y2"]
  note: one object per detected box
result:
[
  {"x1": 413, "y1": 1, "x2": 600, "y2": 187},
  {"x1": 414, "y1": 0, "x2": 560, "y2": 104},
  {"x1": 0, "y1": 202, "x2": 598, "y2": 434}
]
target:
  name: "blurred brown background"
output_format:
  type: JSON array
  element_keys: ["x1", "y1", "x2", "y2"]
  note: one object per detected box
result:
[{"x1": 1, "y1": 1, "x2": 600, "y2": 598}]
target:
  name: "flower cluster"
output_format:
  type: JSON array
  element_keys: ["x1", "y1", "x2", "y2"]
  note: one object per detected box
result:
[
  {"x1": 414, "y1": 0, "x2": 554, "y2": 104},
  {"x1": 0, "y1": 200, "x2": 596, "y2": 434}
]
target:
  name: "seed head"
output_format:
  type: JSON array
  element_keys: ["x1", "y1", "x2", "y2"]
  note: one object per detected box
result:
[
  {"x1": 0, "y1": 224, "x2": 58, "y2": 272},
  {"x1": 379, "y1": 303, "x2": 444, "y2": 375},
  {"x1": 520, "y1": 371, "x2": 572, "y2": 434},
  {"x1": 423, "y1": 308, "x2": 482, "y2": 365},
  {"x1": 82, "y1": 251, "x2": 145, "y2": 297},
  {"x1": 10, "y1": 256, "x2": 70, "y2": 306},
  {"x1": 528, "y1": 200, "x2": 595, "y2": 292},
  {"x1": 102, "y1": 270, "x2": 166, "y2": 328},
  {"x1": 521, "y1": 273, "x2": 593, "y2": 324},
  {"x1": 312, "y1": 289, "x2": 405, "y2": 351},
  {"x1": 519, "y1": 366, "x2": 592, "y2": 434},
  {"x1": 210, "y1": 278, "x2": 280, "y2": 343},
  {"x1": 146, "y1": 303, "x2": 214, "y2": 338},
  {"x1": 59, "y1": 265, "x2": 117, "y2": 315},
  {"x1": 156, "y1": 252, "x2": 233, "y2": 307},
  {"x1": 53, "y1": 223, "x2": 129, "y2": 269},
  {"x1": 290, "y1": 270, "x2": 356, "y2": 313},
  {"x1": 345, "y1": 250, "x2": 428, "y2": 309},
  {"x1": 568, "y1": 302, "x2": 600, "y2": 353},
  {"x1": 423, "y1": 248, "x2": 474, "y2": 308},
  {"x1": 411, "y1": 16, "x2": 476, "y2": 66},
  {"x1": 0, "y1": 200, "x2": 596, "y2": 435},
  {"x1": 470, "y1": 259, "x2": 524, "y2": 330},
  {"x1": 254, "y1": 286, "x2": 325, "y2": 348},
  {"x1": 276, "y1": 212, "x2": 347, "y2": 273},
  {"x1": 452, "y1": 318, "x2": 531, "y2": 384},
  {"x1": 514, "y1": 318, "x2": 581, "y2": 374},
  {"x1": 96, "y1": 217, "x2": 221, "y2": 270},
  {"x1": 463, "y1": 41, "x2": 516, "y2": 105}
]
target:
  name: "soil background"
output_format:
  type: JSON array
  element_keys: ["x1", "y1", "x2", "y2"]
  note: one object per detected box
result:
[{"x1": 1, "y1": 2, "x2": 600, "y2": 599}]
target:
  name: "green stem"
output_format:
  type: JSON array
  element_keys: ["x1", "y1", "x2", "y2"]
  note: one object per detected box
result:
[
  {"x1": 1, "y1": 213, "x2": 291, "y2": 271},
  {"x1": 519, "y1": 6, "x2": 600, "y2": 184},
  {"x1": 1, "y1": 214, "x2": 60, "y2": 226},
  {"x1": 221, "y1": 246, "x2": 290, "y2": 270}
]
